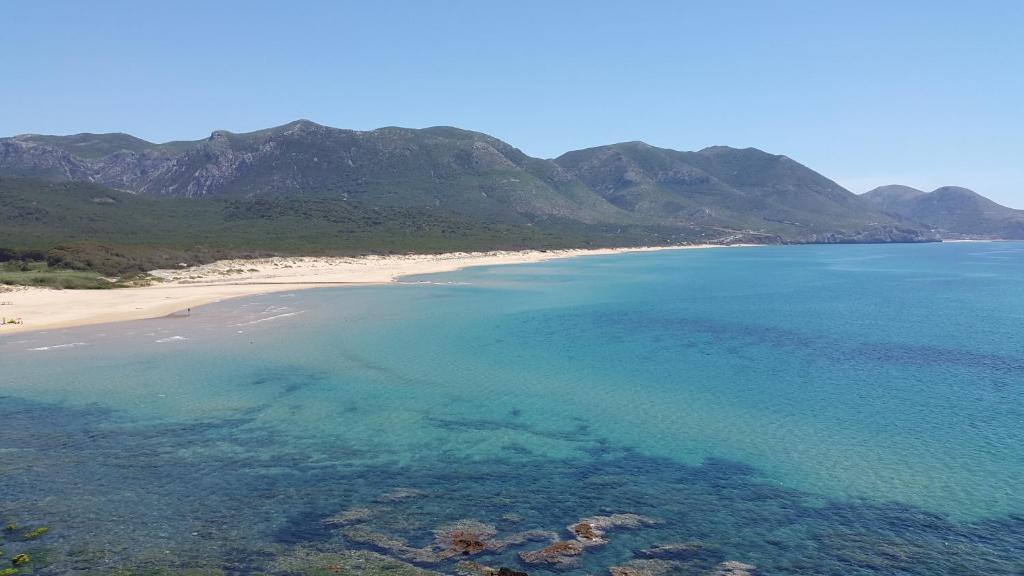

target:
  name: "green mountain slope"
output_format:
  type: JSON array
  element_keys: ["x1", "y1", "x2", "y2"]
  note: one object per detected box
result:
[
  {"x1": 1, "y1": 121, "x2": 626, "y2": 225},
  {"x1": 862, "y1": 185, "x2": 1024, "y2": 238},
  {"x1": 554, "y1": 142, "x2": 922, "y2": 240}
]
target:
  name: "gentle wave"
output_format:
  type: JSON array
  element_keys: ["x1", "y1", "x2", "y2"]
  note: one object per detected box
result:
[
  {"x1": 235, "y1": 311, "x2": 303, "y2": 327},
  {"x1": 28, "y1": 342, "x2": 87, "y2": 351}
]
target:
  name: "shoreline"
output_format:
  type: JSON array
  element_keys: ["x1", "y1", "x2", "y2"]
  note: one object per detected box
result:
[{"x1": 0, "y1": 244, "x2": 746, "y2": 335}]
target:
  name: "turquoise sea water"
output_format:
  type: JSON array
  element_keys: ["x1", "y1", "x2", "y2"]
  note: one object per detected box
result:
[{"x1": 1, "y1": 242, "x2": 1022, "y2": 575}]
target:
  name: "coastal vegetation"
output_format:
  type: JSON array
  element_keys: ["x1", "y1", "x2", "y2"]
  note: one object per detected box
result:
[
  {"x1": 0, "y1": 261, "x2": 119, "y2": 289},
  {"x1": 0, "y1": 178, "x2": 697, "y2": 286}
]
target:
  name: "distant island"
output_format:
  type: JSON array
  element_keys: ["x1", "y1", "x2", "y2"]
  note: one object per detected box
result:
[{"x1": 1, "y1": 120, "x2": 1019, "y2": 287}]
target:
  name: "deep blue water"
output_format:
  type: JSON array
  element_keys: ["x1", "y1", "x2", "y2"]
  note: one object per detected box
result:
[{"x1": 1, "y1": 243, "x2": 1023, "y2": 575}]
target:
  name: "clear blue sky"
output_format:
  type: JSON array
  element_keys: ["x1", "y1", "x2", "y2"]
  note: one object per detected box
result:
[{"x1": 3, "y1": 0, "x2": 1022, "y2": 206}]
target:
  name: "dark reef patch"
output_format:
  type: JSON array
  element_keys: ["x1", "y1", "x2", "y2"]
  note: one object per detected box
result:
[
  {"x1": 507, "y1": 305, "x2": 1024, "y2": 386},
  {"x1": 246, "y1": 364, "x2": 333, "y2": 398},
  {"x1": 425, "y1": 415, "x2": 595, "y2": 444}
]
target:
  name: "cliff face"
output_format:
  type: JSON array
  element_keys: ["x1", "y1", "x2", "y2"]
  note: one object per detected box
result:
[
  {"x1": 0, "y1": 136, "x2": 178, "y2": 193},
  {"x1": 796, "y1": 225, "x2": 940, "y2": 244}
]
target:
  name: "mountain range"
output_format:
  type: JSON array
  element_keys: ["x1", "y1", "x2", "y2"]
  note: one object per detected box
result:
[{"x1": 0, "y1": 119, "x2": 1014, "y2": 275}]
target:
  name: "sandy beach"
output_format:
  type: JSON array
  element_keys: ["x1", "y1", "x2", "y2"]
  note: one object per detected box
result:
[{"x1": 0, "y1": 245, "x2": 739, "y2": 335}]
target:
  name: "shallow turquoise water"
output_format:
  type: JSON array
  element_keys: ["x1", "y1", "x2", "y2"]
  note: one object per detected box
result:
[{"x1": 1, "y1": 243, "x2": 1022, "y2": 574}]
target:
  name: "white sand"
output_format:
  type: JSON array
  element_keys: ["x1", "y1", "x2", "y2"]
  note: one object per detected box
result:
[{"x1": 0, "y1": 245, "x2": 743, "y2": 335}]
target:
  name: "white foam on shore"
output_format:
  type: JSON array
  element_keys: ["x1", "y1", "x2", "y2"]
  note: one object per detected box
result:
[
  {"x1": 28, "y1": 342, "x2": 86, "y2": 351},
  {"x1": 155, "y1": 336, "x2": 188, "y2": 343}
]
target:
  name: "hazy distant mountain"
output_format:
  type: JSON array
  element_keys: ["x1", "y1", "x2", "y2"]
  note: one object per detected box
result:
[
  {"x1": 0, "y1": 120, "x2": 933, "y2": 247},
  {"x1": 860, "y1": 185, "x2": 926, "y2": 212},
  {"x1": 862, "y1": 185, "x2": 1024, "y2": 239}
]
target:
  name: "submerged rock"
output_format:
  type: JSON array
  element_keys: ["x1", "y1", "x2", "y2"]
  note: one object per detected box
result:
[
  {"x1": 436, "y1": 521, "x2": 554, "y2": 558},
  {"x1": 21, "y1": 526, "x2": 49, "y2": 540},
  {"x1": 708, "y1": 560, "x2": 756, "y2": 576},
  {"x1": 456, "y1": 560, "x2": 497, "y2": 576},
  {"x1": 433, "y1": 520, "x2": 498, "y2": 559},
  {"x1": 456, "y1": 562, "x2": 529, "y2": 576},
  {"x1": 270, "y1": 548, "x2": 442, "y2": 576},
  {"x1": 337, "y1": 508, "x2": 660, "y2": 570},
  {"x1": 569, "y1": 514, "x2": 660, "y2": 546},
  {"x1": 376, "y1": 488, "x2": 429, "y2": 502},
  {"x1": 519, "y1": 540, "x2": 585, "y2": 568},
  {"x1": 638, "y1": 542, "x2": 708, "y2": 560},
  {"x1": 342, "y1": 528, "x2": 408, "y2": 551},
  {"x1": 517, "y1": 512, "x2": 659, "y2": 569},
  {"x1": 11, "y1": 554, "x2": 29, "y2": 566},
  {"x1": 323, "y1": 507, "x2": 378, "y2": 526},
  {"x1": 492, "y1": 529, "x2": 558, "y2": 549},
  {"x1": 609, "y1": 559, "x2": 679, "y2": 576},
  {"x1": 341, "y1": 527, "x2": 430, "y2": 562},
  {"x1": 344, "y1": 517, "x2": 557, "y2": 565}
]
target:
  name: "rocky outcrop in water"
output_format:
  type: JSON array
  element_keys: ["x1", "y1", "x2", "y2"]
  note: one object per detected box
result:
[
  {"x1": 319, "y1": 497, "x2": 734, "y2": 575},
  {"x1": 568, "y1": 513, "x2": 660, "y2": 547},
  {"x1": 433, "y1": 520, "x2": 498, "y2": 559},
  {"x1": 341, "y1": 520, "x2": 556, "y2": 565},
  {"x1": 518, "y1": 540, "x2": 586, "y2": 568}
]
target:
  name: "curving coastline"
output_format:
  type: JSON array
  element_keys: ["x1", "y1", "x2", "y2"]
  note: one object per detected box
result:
[{"x1": 0, "y1": 244, "x2": 748, "y2": 335}]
